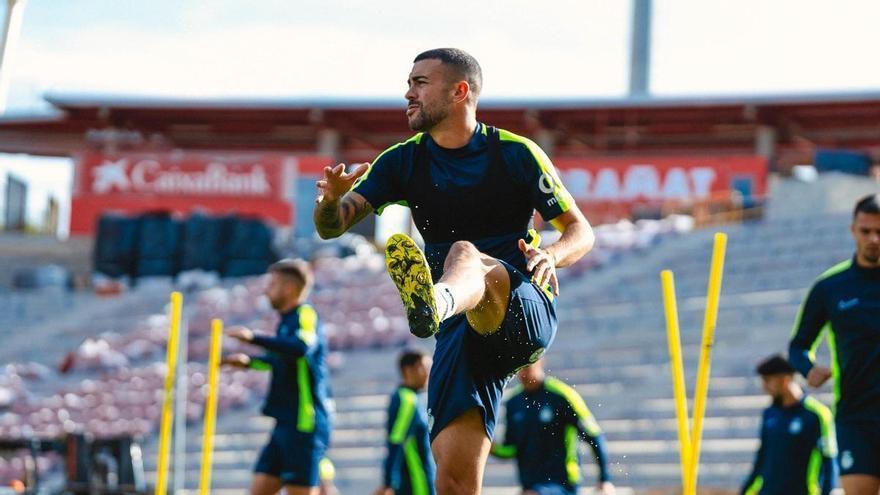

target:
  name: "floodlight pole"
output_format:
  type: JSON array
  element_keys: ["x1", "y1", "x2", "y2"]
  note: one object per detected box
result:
[
  {"x1": 629, "y1": 0, "x2": 652, "y2": 97},
  {"x1": 0, "y1": 0, "x2": 27, "y2": 114}
]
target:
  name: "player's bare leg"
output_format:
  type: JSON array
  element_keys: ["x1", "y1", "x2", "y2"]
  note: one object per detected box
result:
[
  {"x1": 841, "y1": 474, "x2": 880, "y2": 495},
  {"x1": 283, "y1": 485, "x2": 319, "y2": 495},
  {"x1": 439, "y1": 240, "x2": 511, "y2": 334},
  {"x1": 250, "y1": 473, "x2": 282, "y2": 495},
  {"x1": 431, "y1": 408, "x2": 491, "y2": 495}
]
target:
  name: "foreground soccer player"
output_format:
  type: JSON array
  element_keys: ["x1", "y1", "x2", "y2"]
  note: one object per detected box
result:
[
  {"x1": 222, "y1": 259, "x2": 331, "y2": 495},
  {"x1": 374, "y1": 349, "x2": 435, "y2": 495},
  {"x1": 789, "y1": 194, "x2": 880, "y2": 495},
  {"x1": 492, "y1": 359, "x2": 614, "y2": 495},
  {"x1": 742, "y1": 355, "x2": 837, "y2": 495},
  {"x1": 314, "y1": 48, "x2": 593, "y2": 493}
]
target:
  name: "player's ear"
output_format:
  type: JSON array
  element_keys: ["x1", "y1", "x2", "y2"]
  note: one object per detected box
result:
[{"x1": 452, "y1": 81, "x2": 470, "y2": 104}]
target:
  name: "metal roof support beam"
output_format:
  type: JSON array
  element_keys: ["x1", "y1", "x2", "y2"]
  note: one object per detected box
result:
[
  {"x1": 0, "y1": 0, "x2": 27, "y2": 114},
  {"x1": 629, "y1": 0, "x2": 652, "y2": 97},
  {"x1": 754, "y1": 125, "x2": 776, "y2": 160}
]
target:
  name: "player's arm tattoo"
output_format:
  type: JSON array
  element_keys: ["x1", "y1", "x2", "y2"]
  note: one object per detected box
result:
[
  {"x1": 341, "y1": 194, "x2": 372, "y2": 226},
  {"x1": 314, "y1": 193, "x2": 372, "y2": 239}
]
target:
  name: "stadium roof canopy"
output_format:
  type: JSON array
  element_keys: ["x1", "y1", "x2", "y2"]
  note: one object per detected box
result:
[{"x1": 2, "y1": 90, "x2": 880, "y2": 166}]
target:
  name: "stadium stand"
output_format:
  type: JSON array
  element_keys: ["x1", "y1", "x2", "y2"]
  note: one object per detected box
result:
[{"x1": 0, "y1": 175, "x2": 864, "y2": 492}]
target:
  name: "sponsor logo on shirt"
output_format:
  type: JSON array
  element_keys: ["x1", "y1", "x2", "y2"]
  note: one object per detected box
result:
[
  {"x1": 841, "y1": 450, "x2": 855, "y2": 471},
  {"x1": 538, "y1": 172, "x2": 556, "y2": 194},
  {"x1": 838, "y1": 298, "x2": 860, "y2": 311},
  {"x1": 540, "y1": 406, "x2": 554, "y2": 423},
  {"x1": 788, "y1": 418, "x2": 802, "y2": 435}
]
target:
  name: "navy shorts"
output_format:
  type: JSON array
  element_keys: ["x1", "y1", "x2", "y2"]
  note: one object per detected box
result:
[
  {"x1": 254, "y1": 423, "x2": 328, "y2": 486},
  {"x1": 837, "y1": 419, "x2": 880, "y2": 477},
  {"x1": 427, "y1": 260, "x2": 557, "y2": 441}
]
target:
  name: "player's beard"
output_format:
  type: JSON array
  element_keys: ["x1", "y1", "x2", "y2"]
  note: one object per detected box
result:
[
  {"x1": 862, "y1": 248, "x2": 880, "y2": 264},
  {"x1": 268, "y1": 295, "x2": 285, "y2": 311},
  {"x1": 408, "y1": 101, "x2": 450, "y2": 132}
]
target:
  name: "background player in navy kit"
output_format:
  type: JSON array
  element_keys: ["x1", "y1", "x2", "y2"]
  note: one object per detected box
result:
[
  {"x1": 789, "y1": 194, "x2": 880, "y2": 495},
  {"x1": 221, "y1": 259, "x2": 332, "y2": 495},
  {"x1": 742, "y1": 355, "x2": 837, "y2": 495},
  {"x1": 313, "y1": 48, "x2": 594, "y2": 494},
  {"x1": 374, "y1": 349, "x2": 435, "y2": 495},
  {"x1": 491, "y1": 359, "x2": 614, "y2": 495}
]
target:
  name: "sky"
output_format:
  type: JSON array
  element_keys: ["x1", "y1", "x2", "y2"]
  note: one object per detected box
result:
[{"x1": 2, "y1": 0, "x2": 880, "y2": 234}]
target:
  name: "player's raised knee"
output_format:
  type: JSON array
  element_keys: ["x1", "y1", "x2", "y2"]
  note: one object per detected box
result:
[{"x1": 449, "y1": 240, "x2": 479, "y2": 257}]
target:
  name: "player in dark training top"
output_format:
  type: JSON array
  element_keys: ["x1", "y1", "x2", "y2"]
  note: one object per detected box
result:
[
  {"x1": 742, "y1": 355, "x2": 837, "y2": 495},
  {"x1": 789, "y1": 194, "x2": 880, "y2": 495},
  {"x1": 492, "y1": 359, "x2": 615, "y2": 495},
  {"x1": 314, "y1": 48, "x2": 594, "y2": 493},
  {"x1": 222, "y1": 259, "x2": 332, "y2": 495},
  {"x1": 374, "y1": 349, "x2": 435, "y2": 495}
]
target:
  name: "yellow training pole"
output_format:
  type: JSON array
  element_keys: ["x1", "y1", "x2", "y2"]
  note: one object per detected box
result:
[
  {"x1": 687, "y1": 233, "x2": 727, "y2": 494},
  {"x1": 155, "y1": 291, "x2": 183, "y2": 495},
  {"x1": 661, "y1": 270, "x2": 692, "y2": 492},
  {"x1": 198, "y1": 319, "x2": 224, "y2": 495}
]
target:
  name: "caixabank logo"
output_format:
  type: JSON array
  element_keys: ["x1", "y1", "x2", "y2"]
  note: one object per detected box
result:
[
  {"x1": 86, "y1": 154, "x2": 275, "y2": 197},
  {"x1": 69, "y1": 151, "x2": 307, "y2": 235}
]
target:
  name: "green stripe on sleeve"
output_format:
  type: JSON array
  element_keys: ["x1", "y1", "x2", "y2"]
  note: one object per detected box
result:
[
  {"x1": 389, "y1": 389, "x2": 417, "y2": 444},
  {"x1": 564, "y1": 425, "x2": 581, "y2": 485},
  {"x1": 790, "y1": 260, "x2": 851, "y2": 340},
  {"x1": 352, "y1": 133, "x2": 423, "y2": 189},
  {"x1": 497, "y1": 128, "x2": 573, "y2": 212},
  {"x1": 296, "y1": 358, "x2": 316, "y2": 432},
  {"x1": 806, "y1": 449, "x2": 822, "y2": 495},
  {"x1": 744, "y1": 475, "x2": 763, "y2": 495},
  {"x1": 403, "y1": 437, "x2": 429, "y2": 495},
  {"x1": 546, "y1": 377, "x2": 602, "y2": 436},
  {"x1": 353, "y1": 133, "x2": 422, "y2": 214},
  {"x1": 491, "y1": 443, "x2": 517, "y2": 459},
  {"x1": 297, "y1": 304, "x2": 318, "y2": 346},
  {"x1": 804, "y1": 396, "x2": 837, "y2": 456},
  {"x1": 249, "y1": 358, "x2": 272, "y2": 371},
  {"x1": 827, "y1": 329, "x2": 842, "y2": 410}
]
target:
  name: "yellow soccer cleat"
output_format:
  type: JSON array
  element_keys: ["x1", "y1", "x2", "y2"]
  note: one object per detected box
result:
[{"x1": 385, "y1": 233, "x2": 440, "y2": 338}]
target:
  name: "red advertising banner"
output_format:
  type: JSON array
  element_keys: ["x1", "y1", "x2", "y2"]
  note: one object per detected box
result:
[
  {"x1": 551, "y1": 155, "x2": 767, "y2": 222},
  {"x1": 71, "y1": 152, "x2": 332, "y2": 235}
]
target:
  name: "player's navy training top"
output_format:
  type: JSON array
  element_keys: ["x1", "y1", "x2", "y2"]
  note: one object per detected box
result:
[
  {"x1": 383, "y1": 385, "x2": 435, "y2": 495},
  {"x1": 789, "y1": 258, "x2": 880, "y2": 421},
  {"x1": 353, "y1": 123, "x2": 574, "y2": 281},
  {"x1": 741, "y1": 395, "x2": 837, "y2": 495},
  {"x1": 249, "y1": 303, "x2": 332, "y2": 436},
  {"x1": 491, "y1": 377, "x2": 610, "y2": 491}
]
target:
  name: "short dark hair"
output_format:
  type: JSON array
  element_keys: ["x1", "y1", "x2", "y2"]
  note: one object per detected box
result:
[
  {"x1": 756, "y1": 354, "x2": 796, "y2": 376},
  {"x1": 398, "y1": 348, "x2": 428, "y2": 372},
  {"x1": 268, "y1": 258, "x2": 313, "y2": 295},
  {"x1": 854, "y1": 194, "x2": 880, "y2": 218},
  {"x1": 414, "y1": 48, "x2": 483, "y2": 100}
]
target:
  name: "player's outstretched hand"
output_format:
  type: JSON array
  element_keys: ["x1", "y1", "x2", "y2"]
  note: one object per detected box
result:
[
  {"x1": 518, "y1": 239, "x2": 559, "y2": 296},
  {"x1": 807, "y1": 366, "x2": 832, "y2": 388},
  {"x1": 316, "y1": 162, "x2": 370, "y2": 204},
  {"x1": 220, "y1": 353, "x2": 251, "y2": 368},
  {"x1": 371, "y1": 486, "x2": 393, "y2": 495},
  {"x1": 227, "y1": 326, "x2": 254, "y2": 343}
]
